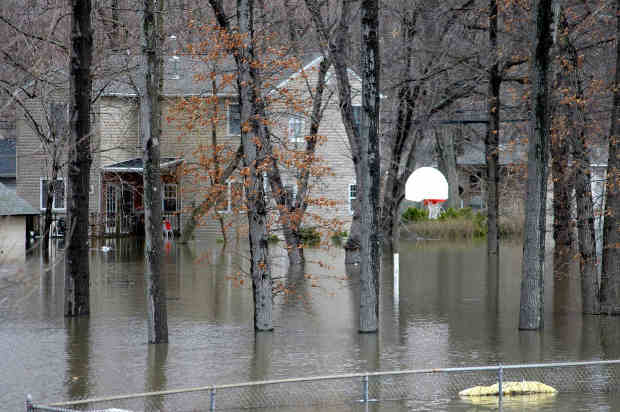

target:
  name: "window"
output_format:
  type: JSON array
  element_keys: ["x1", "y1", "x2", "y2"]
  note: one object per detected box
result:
[
  {"x1": 228, "y1": 103, "x2": 241, "y2": 135},
  {"x1": 168, "y1": 56, "x2": 180, "y2": 80},
  {"x1": 163, "y1": 184, "x2": 178, "y2": 212},
  {"x1": 288, "y1": 116, "x2": 305, "y2": 143},
  {"x1": 352, "y1": 105, "x2": 361, "y2": 135},
  {"x1": 348, "y1": 183, "x2": 357, "y2": 214},
  {"x1": 40, "y1": 179, "x2": 65, "y2": 211}
]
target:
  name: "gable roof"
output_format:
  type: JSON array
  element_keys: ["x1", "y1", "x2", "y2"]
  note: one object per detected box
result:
[
  {"x1": 100, "y1": 53, "x2": 329, "y2": 98},
  {"x1": 0, "y1": 182, "x2": 38, "y2": 216},
  {"x1": 0, "y1": 138, "x2": 16, "y2": 178}
]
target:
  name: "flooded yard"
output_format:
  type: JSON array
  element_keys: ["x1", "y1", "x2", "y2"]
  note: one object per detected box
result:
[{"x1": 2, "y1": 238, "x2": 620, "y2": 411}]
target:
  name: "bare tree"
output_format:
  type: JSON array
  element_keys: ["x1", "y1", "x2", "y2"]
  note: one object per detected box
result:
[
  {"x1": 141, "y1": 0, "x2": 168, "y2": 342},
  {"x1": 64, "y1": 0, "x2": 93, "y2": 317},
  {"x1": 518, "y1": 0, "x2": 554, "y2": 331},
  {"x1": 600, "y1": 0, "x2": 620, "y2": 315}
]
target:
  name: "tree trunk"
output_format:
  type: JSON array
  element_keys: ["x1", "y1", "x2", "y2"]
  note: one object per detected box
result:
[
  {"x1": 551, "y1": 131, "x2": 573, "y2": 277},
  {"x1": 42, "y1": 178, "x2": 55, "y2": 262},
  {"x1": 551, "y1": 7, "x2": 576, "y2": 286},
  {"x1": 573, "y1": 135, "x2": 600, "y2": 314},
  {"x1": 236, "y1": 0, "x2": 273, "y2": 331},
  {"x1": 141, "y1": 0, "x2": 168, "y2": 343},
  {"x1": 486, "y1": 0, "x2": 501, "y2": 272},
  {"x1": 358, "y1": 0, "x2": 381, "y2": 333},
  {"x1": 558, "y1": 22, "x2": 600, "y2": 315},
  {"x1": 518, "y1": 0, "x2": 553, "y2": 330},
  {"x1": 64, "y1": 0, "x2": 93, "y2": 318},
  {"x1": 600, "y1": 0, "x2": 620, "y2": 315}
]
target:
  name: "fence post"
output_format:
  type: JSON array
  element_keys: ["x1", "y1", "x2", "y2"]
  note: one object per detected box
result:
[
  {"x1": 210, "y1": 387, "x2": 216, "y2": 411},
  {"x1": 363, "y1": 374, "x2": 369, "y2": 403},
  {"x1": 498, "y1": 364, "x2": 503, "y2": 406},
  {"x1": 26, "y1": 394, "x2": 34, "y2": 412}
]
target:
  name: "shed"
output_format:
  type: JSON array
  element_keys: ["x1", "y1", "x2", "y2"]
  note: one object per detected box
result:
[{"x1": 0, "y1": 182, "x2": 38, "y2": 261}]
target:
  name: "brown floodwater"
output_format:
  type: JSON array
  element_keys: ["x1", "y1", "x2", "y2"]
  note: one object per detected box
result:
[{"x1": 1, "y1": 238, "x2": 620, "y2": 411}]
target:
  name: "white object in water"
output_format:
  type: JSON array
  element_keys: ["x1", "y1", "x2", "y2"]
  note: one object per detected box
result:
[{"x1": 101, "y1": 246, "x2": 112, "y2": 252}]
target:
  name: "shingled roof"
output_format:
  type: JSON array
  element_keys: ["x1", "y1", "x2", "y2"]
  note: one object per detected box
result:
[{"x1": 0, "y1": 182, "x2": 38, "y2": 216}]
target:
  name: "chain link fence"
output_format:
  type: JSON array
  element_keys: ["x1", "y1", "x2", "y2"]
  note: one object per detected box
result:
[{"x1": 26, "y1": 360, "x2": 620, "y2": 412}]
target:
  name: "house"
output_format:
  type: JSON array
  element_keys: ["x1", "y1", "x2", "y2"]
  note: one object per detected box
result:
[
  {"x1": 15, "y1": 54, "x2": 359, "y2": 239},
  {"x1": 0, "y1": 182, "x2": 38, "y2": 261}
]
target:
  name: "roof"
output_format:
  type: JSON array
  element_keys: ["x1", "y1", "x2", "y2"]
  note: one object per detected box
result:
[
  {"x1": 0, "y1": 182, "x2": 38, "y2": 216},
  {"x1": 100, "y1": 53, "x2": 326, "y2": 98},
  {"x1": 101, "y1": 157, "x2": 183, "y2": 172},
  {"x1": 0, "y1": 138, "x2": 16, "y2": 178}
]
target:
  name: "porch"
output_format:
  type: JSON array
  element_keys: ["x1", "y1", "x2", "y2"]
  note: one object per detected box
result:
[{"x1": 98, "y1": 157, "x2": 183, "y2": 237}]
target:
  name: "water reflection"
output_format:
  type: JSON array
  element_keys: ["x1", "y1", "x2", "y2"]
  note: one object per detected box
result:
[
  {"x1": 65, "y1": 316, "x2": 91, "y2": 401},
  {"x1": 145, "y1": 344, "x2": 168, "y2": 410}
]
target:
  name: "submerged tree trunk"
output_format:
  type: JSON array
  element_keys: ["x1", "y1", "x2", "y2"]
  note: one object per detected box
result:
[
  {"x1": 518, "y1": 0, "x2": 553, "y2": 331},
  {"x1": 358, "y1": 0, "x2": 381, "y2": 333},
  {"x1": 559, "y1": 24, "x2": 600, "y2": 315},
  {"x1": 64, "y1": 0, "x2": 93, "y2": 317},
  {"x1": 600, "y1": 0, "x2": 620, "y2": 315},
  {"x1": 236, "y1": 0, "x2": 272, "y2": 331},
  {"x1": 42, "y1": 178, "x2": 56, "y2": 262},
  {"x1": 486, "y1": 0, "x2": 501, "y2": 272},
  {"x1": 141, "y1": 0, "x2": 168, "y2": 343},
  {"x1": 572, "y1": 134, "x2": 600, "y2": 314}
]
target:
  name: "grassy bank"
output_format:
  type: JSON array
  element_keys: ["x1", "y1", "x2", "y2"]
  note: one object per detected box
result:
[{"x1": 402, "y1": 207, "x2": 523, "y2": 240}]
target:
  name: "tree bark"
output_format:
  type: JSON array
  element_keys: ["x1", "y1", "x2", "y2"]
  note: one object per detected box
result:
[
  {"x1": 572, "y1": 132, "x2": 600, "y2": 314},
  {"x1": 486, "y1": 0, "x2": 501, "y2": 272},
  {"x1": 600, "y1": 0, "x2": 620, "y2": 315},
  {"x1": 558, "y1": 20, "x2": 600, "y2": 315},
  {"x1": 518, "y1": 0, "x2": 553, "y2": 330},
  {"x1": 358, "y1": 0, "x2": 381, "y2": 333},
  {"x1": 551, "y1": 130, "x2": 573, "y2": 277},
  {"x1": 64, "y1": 0, "x2": 93, "y2": 317},
  {"x1": 141, "y1": 0, "x2": 168, "y2": 343},
  {"x1": 236, "y1": 0, "x2": 273, "y2": 331}
]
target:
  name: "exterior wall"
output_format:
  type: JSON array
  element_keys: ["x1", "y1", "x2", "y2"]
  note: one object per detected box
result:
[
  {"x1": 266, "y1": 61, "x2": 359, "y2": 237},
  {"x1": 16, "y1": 99, "x2": 67, "y2": 219},
  {"x1": 17, "y1": 59, "x2": 360, "y2": 240},
  {"x1": 0, "y1": 215, "x2": 26, "y2": 262}
]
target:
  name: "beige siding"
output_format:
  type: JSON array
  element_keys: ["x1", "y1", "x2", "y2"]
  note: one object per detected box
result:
[{"x1": 17, "y1": 59, "x2": 359, "y2": 240}]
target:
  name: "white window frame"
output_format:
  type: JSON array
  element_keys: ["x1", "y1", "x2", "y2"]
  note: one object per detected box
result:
[
  {"x1": 40, "y1": 177, "x2": 66, "y2": 211},
  {"x1": 288, "y1": 116, "x2": 305, "y2": 143},
  {"x1": 163, "y1": 183, "x2": 178, "y2": 213},
  {"x1": 228, "y1": 103, "x2": 241, "y2": 136},
  {"x1": 348, "y1": 183, "x2": 357, "y2": 214}
]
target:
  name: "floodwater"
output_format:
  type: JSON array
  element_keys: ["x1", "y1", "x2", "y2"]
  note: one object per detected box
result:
[{"x1": 2, "y1": 238, "x2": 620, "y2": 411}]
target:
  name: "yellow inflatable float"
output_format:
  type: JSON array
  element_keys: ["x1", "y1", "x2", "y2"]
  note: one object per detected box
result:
[{"x1": 459, "y1": 381, "x2": 557, "y2": 396}]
